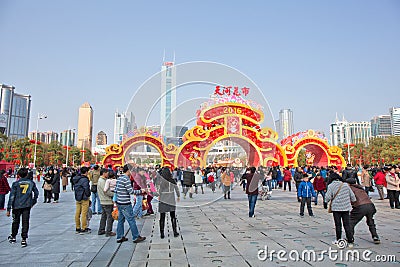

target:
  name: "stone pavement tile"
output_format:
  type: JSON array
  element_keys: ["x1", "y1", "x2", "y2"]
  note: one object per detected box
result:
[
  {"x1": 1, "y1": 263, "x2": 68, "y2": 267},
  {"x1": 170, "y1": 248, "x2": 185, "y2": 258},
  {"x1": 62, "y1": 252, "x2": 98, "y2": 263},
  {"x1": 128, "y1": 261, "x2": 147, "y2": 267},
  {"x1": 149, "y1": 243, "x2": 169, "y2": 250},
  {"x1": 187, "y1": 255, "x2": 248, "y2": 267},
  {"x1": 220, "y1": 230, "x2": 276, "y2": 243},
  {"x1": 171, "y1": 257, "x2": 189, "y2": 266},
  {"x1": 148, "y1": 249, "x2": 170, "y2": 260},
  {"x1": 131, "y1": 244, "x2": 150, "y2": 261},
  {"x1": 181, "y1": 232, "x2": 226, "y2": 244},
  {"x1": 67, "y1": 262, "x2": 93, "y2": 267},
  {"x1": 146, "y1": 259, "x2": 171, "y2": 267},
  {"x1": 109, "y1": 241, "x2": 136, "y2": 267},
  {"x1": 0, "y1": 253, "x2": 68, "y2": 265},
  {"x1": 184, "y1": 242, "x2": 240, "y2": 258}
]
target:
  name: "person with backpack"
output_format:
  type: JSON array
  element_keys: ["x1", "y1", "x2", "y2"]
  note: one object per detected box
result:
[
  {"x1": 207, "y1": 168, "x2": 216, "y2": 193},
  {"x1": 88, "y1": 165, "x2": 102, "y2": 215},
  {"x1": 7, "y1": 168, "x2": 39, "y2": 247},
  {"x1": 73, "y1": 167, "x2": 91, "y2": 234}
]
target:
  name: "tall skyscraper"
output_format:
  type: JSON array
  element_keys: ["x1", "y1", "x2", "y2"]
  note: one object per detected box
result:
[
  {"x1": 371, "y1": 115, "x2": 391, "y2": 138},
  {"x1": 114, "y1": 111, "x2": 136, "y2": 144},
  {"x1": 390, "y1": 107, "x2": 400, "y2": 136},
  {"x1": 277, "y1": 109, "x2": 294, "y2": 139},
  {"x1": 96, "y1": 131, "x2": 108, "y2": 146},
  {"x1": 77, "y1": 102, "x2": 93, "y2": 150},
  {"x1": 160, "y1": 61, "x2": 176, "y2": 137},
  {"x1": 0, "y1": 84, "x2": 31, "y2": 140},
  {"x1": 59, "y1": 129, "x2": 76, "y2": 147}
]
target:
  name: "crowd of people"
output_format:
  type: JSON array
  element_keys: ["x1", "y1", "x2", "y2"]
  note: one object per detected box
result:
[{"x1": 2, "y1": 162, "x2": 399, "y2": 250}]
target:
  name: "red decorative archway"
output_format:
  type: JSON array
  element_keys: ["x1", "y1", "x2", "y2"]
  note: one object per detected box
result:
[
  {"x1": 281, "y1": 130, "x2": 346, "y2": 168},
  {"x1": 102, "y1": 130, "x2": 177, "y2": 168},
  {"x1": 175, "y1": 101, "x2": 286, "y2": 168}
]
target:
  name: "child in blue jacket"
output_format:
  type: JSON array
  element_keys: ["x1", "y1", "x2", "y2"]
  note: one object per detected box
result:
[{"x1": 298, "y1": 174, "x2": 316, "y2": 217}]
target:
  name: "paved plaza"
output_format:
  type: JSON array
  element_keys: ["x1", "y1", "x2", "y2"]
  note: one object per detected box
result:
[{"x1": 0, "y1": 180, "x2": 399, "y2": 267}]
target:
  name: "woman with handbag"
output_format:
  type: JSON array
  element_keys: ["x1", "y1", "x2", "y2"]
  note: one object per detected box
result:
[
  {"x1": 158, "y1": 167, "x2": 180, "y2": 239},
  {"x1": 43, "y1": 169, "x2": 54, "y2": 203},
  {"x1": 325, "y1": 173, "x2": 356, "y2": 248}
]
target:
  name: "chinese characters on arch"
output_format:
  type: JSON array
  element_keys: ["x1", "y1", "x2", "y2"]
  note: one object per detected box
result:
[{"x1": 214, "y1": 86, "x2": 250, "y2": 97}]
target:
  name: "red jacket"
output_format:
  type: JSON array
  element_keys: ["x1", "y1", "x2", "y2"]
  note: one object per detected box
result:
[
  {"x1": 0, "y1": 176, "x2": 11, "y2": 194},
  {"x1": 313, "y1": 177, "x2": 326, "y2": 191},
  {"x1": 283, "y1": 170, "x2": 292, "y2": 182},
  {"x1": 374, "y1": 171, "x2": 387, "y2": 187}
]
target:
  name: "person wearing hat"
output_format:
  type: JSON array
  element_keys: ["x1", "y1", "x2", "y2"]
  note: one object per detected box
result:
[
  {"x1": 298, "y1": 173, "x2": 316, "y2": 217},
  {"x1": 346, "y1": 177, "x2": 380, "y2": 244},
  {"x1": 325, "y1": 172, "x2": 356, "y2": 248}
]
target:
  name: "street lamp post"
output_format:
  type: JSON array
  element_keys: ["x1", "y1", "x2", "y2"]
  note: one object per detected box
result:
[
  {"x1": 65, "y1": 128, "x2": 76, "y2": 167},
  {"x1": 33, "y1": 114, "x2": 47, "y2": 169}
]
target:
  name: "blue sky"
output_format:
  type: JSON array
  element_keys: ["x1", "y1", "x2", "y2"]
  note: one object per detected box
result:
[{"x1": 0, "y1": 0, "x2": 399, "y2": 142}]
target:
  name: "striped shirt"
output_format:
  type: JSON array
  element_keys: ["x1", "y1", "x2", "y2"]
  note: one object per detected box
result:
[
  {"x1": 115, "y1": 174, "x2": 141, "y2": 205},
  {"x1": 325, "y1": 180, "x2": 356, "y2": 211}
]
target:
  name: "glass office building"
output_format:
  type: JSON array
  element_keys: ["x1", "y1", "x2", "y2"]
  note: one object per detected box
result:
[{"x1": 0, "y1": 84, "x2": 31, "y2": 140}]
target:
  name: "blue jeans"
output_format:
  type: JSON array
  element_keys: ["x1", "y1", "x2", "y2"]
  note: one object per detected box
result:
[
  {"x1": 133, "y1": 195, "x2": 143, "y2": 218},
  {"x1": 91, "y1": 192, "x2": 102, "y2": 213},
  {"x1": 0, "y1": 194, "x2": 6, "y2": 209},
  {"x1": 248, "y1": 194, "x2": 258, "y2": 217},
  {"x1": 271, "y1": 180, "x2": 277, "y2": 189},
  {"x1": 315, "y1": 190, "x2": 326, "y2": 205},
  {"x1": 116, "y1": 204, "x2": 140, "y2": 240}
]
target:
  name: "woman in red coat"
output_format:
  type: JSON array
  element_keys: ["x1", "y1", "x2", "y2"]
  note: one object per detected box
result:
[
  {"x1": 0, "y1": 170, "x2": 11, "y2": 210},
  {"x1": 374, "y1": 168, "x2": 387, "y2": 200}
]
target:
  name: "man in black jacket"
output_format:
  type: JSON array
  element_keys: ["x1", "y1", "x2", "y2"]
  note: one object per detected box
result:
[
  {"x1": 342, "y1": 164, "x2": 360, "y2": 185},
  {"x1": 294, "y1": 167, "x2": 304, "y2": 202},
  {"x1": 73, "y1": 167, "x2": 91, "y2": 234},
  {"x1": 182, "y1": 168, "x2": 195, "y2": 198},
  {"x1": 7, "y1": 168, "x2": 39, "y2": 247}
]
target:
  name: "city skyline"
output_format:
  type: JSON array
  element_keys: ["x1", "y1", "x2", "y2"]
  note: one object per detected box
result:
[{"x1": 0, "y1": 1, "x2": 399, "y2": 140}]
